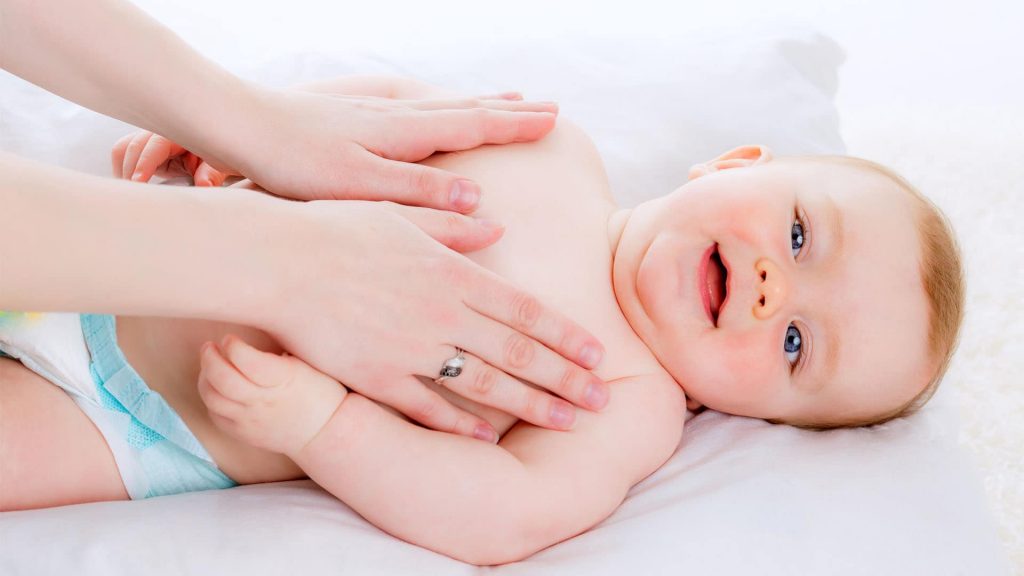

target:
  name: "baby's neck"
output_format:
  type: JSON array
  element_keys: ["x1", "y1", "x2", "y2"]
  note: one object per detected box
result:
[
  {"x1": 606, "y1": 208, "x2": 633, "y2": 257},
  {"x1": 606, "y1": 206, "x2": 643, "y2": 332}
]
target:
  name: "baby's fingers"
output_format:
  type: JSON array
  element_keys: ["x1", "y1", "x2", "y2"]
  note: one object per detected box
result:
[
  {"x1": 199, "y1": 341, "x2": 260, "y2": 405},
  {"x1": 220, "y1": 334, "x2": 331, "y2": 390},
  {"x1": 119, "y1": 131, "x2": 155, "y2": 181},
  {"x1": 196, "y1": 371, "x2": 244, "y2": 437},
  {"x1": 193, "y1": 161, "x2": 229, "y2": 187},
  {"x1": 133, "y1": 134, "x2": 187, "y2": 183},
  {"x1": 197, "y1": 363, "x2": 245, "y2": 422},
  {"x1": 111, "y1": 133, "x2": 134, "y2": 178}
]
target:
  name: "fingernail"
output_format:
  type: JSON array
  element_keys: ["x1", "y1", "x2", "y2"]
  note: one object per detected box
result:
[
  {"x1": 550, "y1": 401, "x2": 575, "y2": 430},
  {"x1": 539, "y1": 101, "x2": 559, "y2": 112},
  {"x1": 473, "y1": 424, "x2": 498, "y2": 443},
  {"x1": 578, "y1": 344, "x2": 603, "y2": 369},
  {"x1": 585, "y1": 381, "x2": 609, "y2": 411},
  {"x1": 131, "y1": 171, "x2": 143, "y2": 182},
  {"x1": 450, "y1": 180, "x2": 480, "y2": 211}
]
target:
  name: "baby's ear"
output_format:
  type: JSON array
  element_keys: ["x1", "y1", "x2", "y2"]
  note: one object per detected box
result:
[{"x1": 687, "y1": 145, "x2": 773, "y2": 181}]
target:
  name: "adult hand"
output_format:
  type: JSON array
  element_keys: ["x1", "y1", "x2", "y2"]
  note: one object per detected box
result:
[
  {"x1": 198, "y1": 88, "x2": 557, "y2": 213},
  {"x1": 253, "y1": 200, "x2": 609, "y2": 439},
  {"x1": 4, "y1": 0, "x2": 555, "y2": 213},
  {"x1": 109, "y1": 92, "x2": 541, "y2": 193}
]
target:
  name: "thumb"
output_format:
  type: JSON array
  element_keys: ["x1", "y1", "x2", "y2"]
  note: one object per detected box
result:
[
  {"x1": 219, "y1": 334, "x2": 299, "y2": 388},
  {"x1": 382, "y1": 203, "x2": 506, "y2": 253}
]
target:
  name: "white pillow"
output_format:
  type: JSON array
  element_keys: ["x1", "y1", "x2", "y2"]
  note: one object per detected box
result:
[
  {"x1": 0, "y1": 19, "x2": 1008, "y2": 576},
  {"x1": 235, "y1": 29, "x2": 846, "y2": 208},
  {"x1": 2, "y1": 28, "x2": 845, "y2": 209}
]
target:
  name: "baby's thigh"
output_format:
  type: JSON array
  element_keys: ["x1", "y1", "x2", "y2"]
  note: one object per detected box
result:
[{"x1": 0, "y1": 358, "x2": 128, "y2": 510}]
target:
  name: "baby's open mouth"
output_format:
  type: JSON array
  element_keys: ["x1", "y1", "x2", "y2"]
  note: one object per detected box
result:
[{"x1": 703, "y1": 244, "x2": 728, "y2": 326}]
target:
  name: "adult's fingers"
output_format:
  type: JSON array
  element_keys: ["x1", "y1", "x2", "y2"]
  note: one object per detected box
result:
[
  {"x1": 456, "y1": 313, "x2": 609, "y2": 413},
  {"x1": 399, "y1": 97, "x2": 557, "y2": 114},
  {"x1": 375, "y1": 375, "x2": 498, "y2": 443},
  {"x1": 465, "y1": 270, "x2": 605, "y2": 371},
  {"x1": 431, "y1": 348, "x2": 577, "y2": 431},
  {"x1": 411, "y1": 109, "x2": 557, "y2": 152},
  {"x1": 475, "y1": 91, "x2": 524, "y2": 101},
  {"x1": 354, "y1": 154, "x2": 485, "y2": 213},
  {"x1": 376, "y1": 202, "x2": 505, "y2": 253}
]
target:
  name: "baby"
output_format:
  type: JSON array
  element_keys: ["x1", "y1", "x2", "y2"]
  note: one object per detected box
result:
[{"x1": 0, "y1": 76, "x2": 964, "y2": 564}]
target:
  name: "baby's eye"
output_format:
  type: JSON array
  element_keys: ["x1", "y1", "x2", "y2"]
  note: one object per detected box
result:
[
  {"x1": 784, "y1": 324, "x2": 803, "y2": 369},
  {"x1": 791, "y1": 217, "x2": 805, "y2": 258}
]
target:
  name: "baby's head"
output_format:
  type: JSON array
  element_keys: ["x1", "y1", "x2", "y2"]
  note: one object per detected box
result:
[{"x1": 612, "y1": 146, "x2": 964, "y2": 428}]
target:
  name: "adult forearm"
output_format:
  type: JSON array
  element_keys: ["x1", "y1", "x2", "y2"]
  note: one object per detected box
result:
[
  {"x1": 0, "y1": 151, "x2": 291, "y2": 322},
  {"x1": 0, "y1": 0, "x2": 253, "y2": 164}
]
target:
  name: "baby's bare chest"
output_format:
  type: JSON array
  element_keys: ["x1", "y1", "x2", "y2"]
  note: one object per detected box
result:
[
  {"x1": 417, "y1": 130, "x2": 664, "y2": 433},
  {"x1": 122, "y1": 122, "x2": 661, "y2": 469},
  {"x1": 423, "y1": 124, "x2": 625, "y2": 336}
]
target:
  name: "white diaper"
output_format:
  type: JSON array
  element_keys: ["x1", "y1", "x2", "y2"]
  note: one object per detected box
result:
[
  {"x1": 0, "y1": 312, "x2": 98, "y2": 400},
  {"x1": 0, "y1": 311, "x2": 236, "y2": 498}
]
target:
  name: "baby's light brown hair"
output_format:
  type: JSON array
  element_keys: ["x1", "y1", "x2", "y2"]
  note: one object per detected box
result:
[{"x1": 769, "y1": 156, "x2": 966, "y2": 430}]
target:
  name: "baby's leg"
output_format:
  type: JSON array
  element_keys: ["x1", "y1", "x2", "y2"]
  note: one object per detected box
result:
[{"x1": 0, "y1": 358, "x2": 128, "y2": 510}]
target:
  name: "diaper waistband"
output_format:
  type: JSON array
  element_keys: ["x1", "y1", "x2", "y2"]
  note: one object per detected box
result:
[{"x1": 80, "y1": 314, "x2": 236, "y2": 498}]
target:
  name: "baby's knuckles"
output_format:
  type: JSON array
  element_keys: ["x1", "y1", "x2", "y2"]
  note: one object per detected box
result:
[{"x1": 246, "y1": 360, "x2": 346, "y2": 456}]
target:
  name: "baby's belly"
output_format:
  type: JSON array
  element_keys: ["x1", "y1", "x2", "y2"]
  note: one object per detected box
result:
[
  {"x1": 114, "y1": 316, "x2": 521, "y2": 485},
  {"x1": 115, "y1": 316, "x2": 303, "y2": 484}
]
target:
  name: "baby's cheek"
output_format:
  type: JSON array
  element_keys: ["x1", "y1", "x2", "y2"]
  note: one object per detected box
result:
[
  {"x1": 724, "y1": 209, "x2": 776, "y2": 249},
  {"x1": 720, "y1": 330, "x2": 777, "y2": 388}
]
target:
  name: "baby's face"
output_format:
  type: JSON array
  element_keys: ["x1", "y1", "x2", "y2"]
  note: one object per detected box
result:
[{"x1": 612, "y1": 153, "x2": 932, "y2": 424}]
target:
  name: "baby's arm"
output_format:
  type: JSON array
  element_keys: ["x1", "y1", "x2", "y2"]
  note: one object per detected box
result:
[{"x1": 199, "y1": 335, "x2": 685, "y2": 566}]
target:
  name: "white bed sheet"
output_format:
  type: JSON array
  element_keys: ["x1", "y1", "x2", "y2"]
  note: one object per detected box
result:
[
  {"x1": 0, "y1": 409, "x2": 1006, "y2": 575},
  {"x1": 0, "y1": 1, "x2": 1013, "y2": 574}
]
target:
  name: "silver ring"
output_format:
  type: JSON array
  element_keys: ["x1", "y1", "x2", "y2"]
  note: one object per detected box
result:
[{"x1": 435, "y1": 347, "x2": 466, "y2": 385}]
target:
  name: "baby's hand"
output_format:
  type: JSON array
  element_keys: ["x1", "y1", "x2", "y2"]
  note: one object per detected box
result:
[
  {"x1": 197, "y1": 334, "x2": 348, "y2": 457},
  {"x1": 111, "y1": 130, "x2": 234, "y2": 186}
]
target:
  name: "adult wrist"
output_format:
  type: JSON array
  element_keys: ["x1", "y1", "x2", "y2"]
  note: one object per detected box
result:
[
  {"x1": 160, "y1": 73, "x2": 269, "y2": 176},
  {"x1": 178, "y1": 186, "x2": 309, "y2": 326}
]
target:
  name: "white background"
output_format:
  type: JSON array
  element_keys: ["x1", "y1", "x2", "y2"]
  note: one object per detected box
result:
[
  {"x1": 140, "y1": 0, "x2": 1024, "y2": 563},
  {"x1": 157, "y1": 0, "x2": 1021, "y2": 565},
  {"x1": 5, "y1": 0, "x2": 1023, "y2": 569}
]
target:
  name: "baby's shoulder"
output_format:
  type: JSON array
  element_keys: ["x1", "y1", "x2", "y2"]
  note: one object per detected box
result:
[
  {"x1": 424, "y1": 116, "x2": 611, "y2": 204},
  {"x1": 537, "y1": 118, "x2": 606, "y2": 171}
]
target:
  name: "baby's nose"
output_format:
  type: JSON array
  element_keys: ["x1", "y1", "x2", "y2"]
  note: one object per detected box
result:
[{"x1": 753, "y1": 257, "x2": 789, "y2": 319}]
